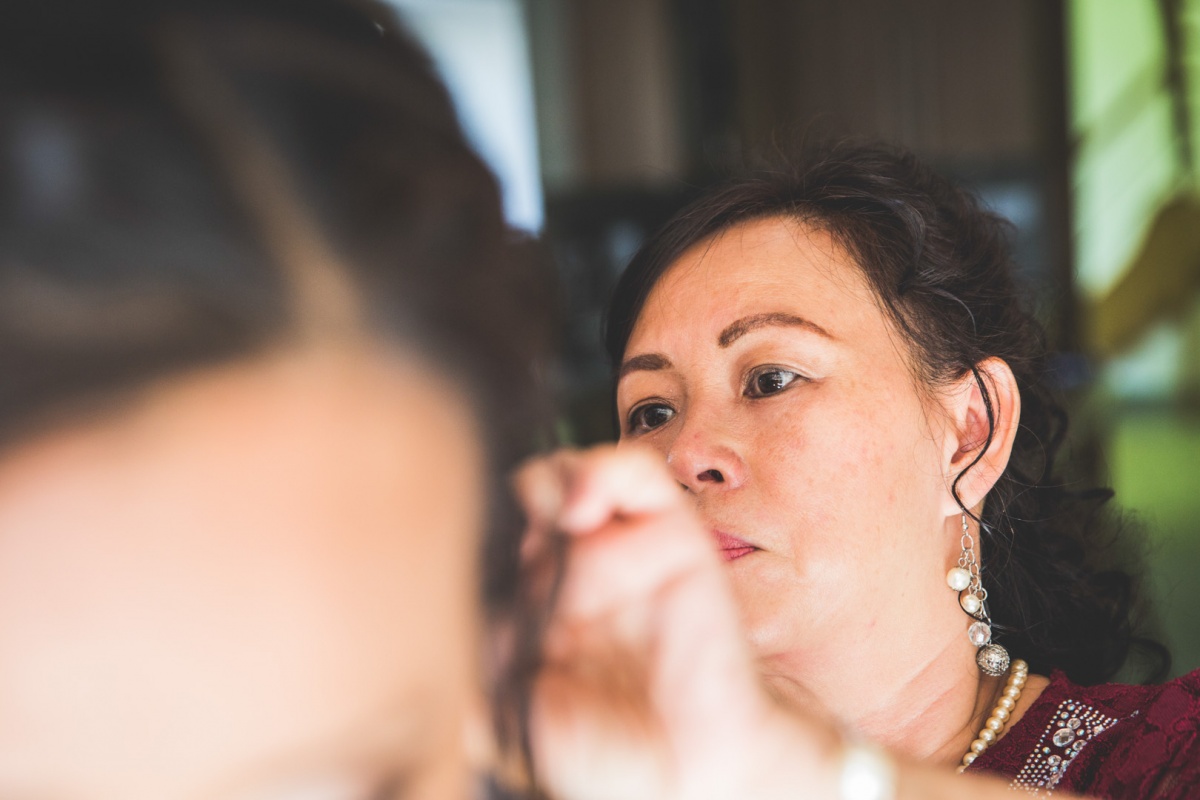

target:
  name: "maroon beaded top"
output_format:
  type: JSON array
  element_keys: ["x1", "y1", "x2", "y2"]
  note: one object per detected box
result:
[{"x1": 968, "y1": 667, "x2": 1200, "y2": 797}]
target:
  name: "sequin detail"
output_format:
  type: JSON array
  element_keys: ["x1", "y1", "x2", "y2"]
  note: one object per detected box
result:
[{"x1": 1009, "y1": 699, "x2": 1121, "y2": 794}]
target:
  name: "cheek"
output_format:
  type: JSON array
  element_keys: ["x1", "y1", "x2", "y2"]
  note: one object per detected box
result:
[
  {"x1": 752, "y1": 393, "x2": 876, "y2": 513},
  {"x1": 734, "y1": 390, "x2": 944, "y2": 656},
  {"x1": 0, "y1": 394, "x2": 486, "y2": 796},
  {"x1": 752, "y1": 382, "x2": 941, "y2": 555}
]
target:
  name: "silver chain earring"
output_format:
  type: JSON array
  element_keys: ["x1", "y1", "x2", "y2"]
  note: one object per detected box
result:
[{"x1": 945, "y1": 512, "x2": 1010, "y2": 676}]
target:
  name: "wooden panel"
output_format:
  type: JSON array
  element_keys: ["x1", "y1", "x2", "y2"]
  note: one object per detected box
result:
[
  {"x1": 573, "y1": 0, "x2": 685, "y2": 185},
  {"x1": 730, "y1": 0, "x2": 1050, "y2": 163}
]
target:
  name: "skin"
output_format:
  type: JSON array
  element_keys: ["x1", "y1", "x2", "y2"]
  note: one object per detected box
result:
[
  {"x1": 0, "y1": 343, "x2": 486, "y2": 800},
  {"x1": 517, "y1": 445, "x2": 1082, "y2": 799},
  {"x1": 613, "y1": 217, "x2": 1047, "y2": 764}
]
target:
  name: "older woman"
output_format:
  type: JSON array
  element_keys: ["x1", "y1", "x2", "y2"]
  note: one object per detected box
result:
[{"x1": 521, "y1": 145, "x2": 1199, "y2": 799}]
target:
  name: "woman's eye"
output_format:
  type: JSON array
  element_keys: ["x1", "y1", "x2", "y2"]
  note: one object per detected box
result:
[
  {"x1": 745, "y1": 368, "x2": 801, "y2": 398},
  {"x1": 628, "y1": 403, "x2": 675, "y2": 433}
]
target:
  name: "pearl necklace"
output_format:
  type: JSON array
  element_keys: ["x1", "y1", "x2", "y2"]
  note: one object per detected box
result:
[{"x1": 957, "y1": 658, "x2": 1028, "y2": 773}]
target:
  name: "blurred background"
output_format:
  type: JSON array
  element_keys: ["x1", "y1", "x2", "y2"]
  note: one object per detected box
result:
[{"x1": 389, "y1": 0, "x2": 1200, "y2": 677}]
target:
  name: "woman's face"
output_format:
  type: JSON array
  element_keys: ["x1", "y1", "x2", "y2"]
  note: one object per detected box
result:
[
  {"x1": 617, "y1": 217, "x2": 964, "y2": 701},
  {"x1": 0, "y1": 345, "x2": 486, "y2": 799}
]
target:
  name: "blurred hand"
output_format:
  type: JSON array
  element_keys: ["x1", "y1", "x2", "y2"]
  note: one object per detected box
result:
[{"x1": 514, "y1": 445, "x2": 838, "y2": 800}]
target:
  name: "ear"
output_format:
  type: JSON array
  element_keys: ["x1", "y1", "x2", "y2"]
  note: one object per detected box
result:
[{"x1": 938, "y1": 357, "x2": 1021, "y2": 516}]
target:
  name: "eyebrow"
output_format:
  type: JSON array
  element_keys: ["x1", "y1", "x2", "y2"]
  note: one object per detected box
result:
[
  {"x1": 618, "y1": 313, "x2": 833, "y2": 379},
  {"x1": 717, "y1": 312, "x2": 834, "y2": 348},
  {"x1": 618, "y1": 352, "x2": 672, "y2": 379}
]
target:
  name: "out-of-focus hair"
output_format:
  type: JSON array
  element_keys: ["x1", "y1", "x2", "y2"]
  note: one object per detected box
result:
[
  {"x1": 605, "y1": 142, "x2": 1168, "y2": 685},
  {"x1": 1, "y1": 0, "x2": 554, "y2": 767}
]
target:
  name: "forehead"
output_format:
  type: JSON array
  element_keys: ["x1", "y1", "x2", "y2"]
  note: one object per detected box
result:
[
  {"x1": 0, "y1": 346, "x2": 484, "y2": 795},
  {"x1": 632, "y1": 216, "x2": 880, "y2": 344}
]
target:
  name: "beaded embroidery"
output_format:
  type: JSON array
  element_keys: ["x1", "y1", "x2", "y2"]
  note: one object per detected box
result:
[{"x1": 1009, "y1": 699, "x2": 1122, "y2": 794}]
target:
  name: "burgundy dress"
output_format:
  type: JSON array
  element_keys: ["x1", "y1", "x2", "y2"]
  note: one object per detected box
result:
[{"x1": 968, "y1": 668, "x2": 1200, "y2": 797}]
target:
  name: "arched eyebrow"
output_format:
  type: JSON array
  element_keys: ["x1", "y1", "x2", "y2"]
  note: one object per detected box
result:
[
  {"x1": 717, "y1": 312, "x2": 834, "y2": 347},
  {"x1": 619, "y1": 313, "x2": 833, "y2": 379},
  {"x1": 618, "y1": 352, "x2": 672, "y2": 379}
]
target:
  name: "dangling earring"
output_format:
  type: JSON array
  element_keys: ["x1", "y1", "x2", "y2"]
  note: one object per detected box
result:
[{"x1": 945, "y1": 512, "x2": 1010, "y2": 676}]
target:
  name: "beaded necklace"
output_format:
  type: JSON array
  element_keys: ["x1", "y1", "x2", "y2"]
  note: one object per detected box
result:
[{"x1": 958, "y1": 659, "x2": 1029, "y2": 773}]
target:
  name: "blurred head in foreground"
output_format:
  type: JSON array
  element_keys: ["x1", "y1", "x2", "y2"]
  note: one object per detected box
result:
[{"x1": 0, "y1": 0, "x2": 546, "y2": 796}]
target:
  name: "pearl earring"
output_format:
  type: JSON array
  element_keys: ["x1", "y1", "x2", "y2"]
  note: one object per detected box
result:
[{"x1": 945, "y1": 512, "x2": 1010, "y2": 676}]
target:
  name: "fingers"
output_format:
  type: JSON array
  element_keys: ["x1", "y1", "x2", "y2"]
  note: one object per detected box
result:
[
  {"x1": 514, "y1": 444, "x2": 720, "y2": 623},
  {"x1": 552, "y1": 508, "x2": 714, "y2": 621},
  {"x1": 512, "y1": 449, "x2": 575, "y2": 536},
  {"x1": 517, "y1": 446, "x2": 794, "y2": 800},
  {"x1": 555, "y1": 445, "x2": 684, "y2": 533},
  {"x1": 518, "y1": 446, "x2": 752, "y2": 697},
  {"x1": 513, "y1": 444, "x2": 685, "y2": 537}
]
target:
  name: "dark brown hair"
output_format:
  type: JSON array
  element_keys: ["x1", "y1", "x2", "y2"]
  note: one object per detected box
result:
[{"x1": 605, "y1": 142, "x2": 1166, "y2": 684}]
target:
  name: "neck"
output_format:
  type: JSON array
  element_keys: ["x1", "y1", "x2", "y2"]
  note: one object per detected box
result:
[{"x1": 760, "y1": 632, "x2": 1027, "y2": 767}]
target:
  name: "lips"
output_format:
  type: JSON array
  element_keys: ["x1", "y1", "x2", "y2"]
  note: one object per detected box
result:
[{"x1": 712, "y1": 530, "x2": 757, "y2": 561}]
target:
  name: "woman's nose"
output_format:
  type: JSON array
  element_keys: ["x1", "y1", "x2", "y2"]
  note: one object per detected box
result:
[{"x1": 665, "y1": 420, "x2": 747, "y2": 493}]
